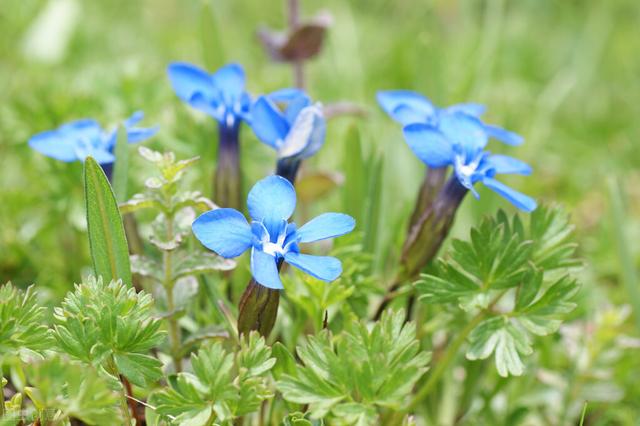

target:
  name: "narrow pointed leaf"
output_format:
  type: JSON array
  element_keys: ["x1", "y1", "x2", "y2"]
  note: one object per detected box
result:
[{"x1": 84, "y1": 157, "x2": 132, "y2": 285}]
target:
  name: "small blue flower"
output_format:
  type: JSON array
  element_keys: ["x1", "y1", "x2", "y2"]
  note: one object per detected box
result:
[
  {"x1": 403, "y1": 112, "x2": 537, "y2": 212},
  {"x1": 28, "y1": 111, "x2": 158, "y2": 165},
  {"x1": 377, "y1": 90, "x2": 523, "y2": 146},
  {"x1": 250, "y1": 89, "x2": 326, "y2": 160},
  {"x1": 192, "y1": 175, "x2": 355, "y2": 289},
  {"x1": 167, "y1": 62, "x2": 251, "y2": 129}
]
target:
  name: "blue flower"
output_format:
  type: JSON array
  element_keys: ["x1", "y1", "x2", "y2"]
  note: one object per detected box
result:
[
  {"x1": 377, "y1": 90, "x2": 523, "y2": 146},
  {"x1": 403, "y1": 112, "x2": 537, "y2": 212},
  {"x1": 250, "y1": 89, "x2": 326, "y2": 160},
  {"x1": 28, "y1": 111, "x2": 158, "y2": 165},
  {"x1": 167, "y1": 62, "x2": 251, "y2": 129},
  {"x1": 192, "y1": 175, "x2": 355, "y2": 289}
]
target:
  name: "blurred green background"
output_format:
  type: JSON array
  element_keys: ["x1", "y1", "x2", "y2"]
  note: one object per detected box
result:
[{"x1": 1, "y1": 0, "x2": 639, "y2": 421}]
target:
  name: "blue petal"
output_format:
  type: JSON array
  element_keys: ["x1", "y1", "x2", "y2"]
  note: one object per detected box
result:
[
  {"x1": 124, "y1": 111, "x2": 144, "y2": 128},
  {"x1": 189, "y1": 92, "x2": 225, "y2": 122},
  {"x1": 483, "y1": 124, "x2": 524, "y2": 146},
  {"x1": 284, "y1": 94, "x2": 312, "y2": 125},
  {"x1": 284, "y1": 252, "x2": 342, "y2": 282},
  {"x1": 126, "y1": 126, "x2": 159, "y2": 144},
  {"x1": 297, "y1": 213, "x2": 355, "y2": 243},
  {"x1": 403, "y1": 123, "x2": 455, "y2": 167},
  {"x1": 192, "y1": 208, "x2": 253, "y2": 258},
  {"x1": 83, "y1": 149, "x2": 116, "y2": 165},
  {"x1": 278, "y1": 104, "x2": 326, "y2": 159},
  {"x1": 211, "y1": 63, "x2": 245, "y2": 102},
  {"x1": 391, "y1": 105, "x2": 433, "y2": 126},
  {"x1": 483, "y1": 154, "x2": 532, "y2": 176},
  {"x1": 438, "y1": 112, "x2": 488, "y2": 157},
  {"x1": 247, "y1": 175, "x2": 297, "y2": 231},
  {"x1": 59, "y1": 119, "x2": 102, "y2": 139},
  {"x1": 28, "y1": 130, "x2": 80, "y2": 162},
  {"x1": 377, "y1": 90, "x2": 435, "y2": 125},
  {"x1": 251, "y1": 248, "x2": 283, "y2": 289},
  {"x1": 250, "y1": 97, "x2": 289, "y2": 148},
  {"x1": 167, "y1": 62, "x2": 218, "y2": 104},
  {"x1": 481, "y1": 177, "x2": 537, "y2": 212},
  {"x1": 268, "y1": 88, "x2": 307, "y2": 103},
  {"x1": 444, "y1": 103, "x2": 486, "y2": 117}
]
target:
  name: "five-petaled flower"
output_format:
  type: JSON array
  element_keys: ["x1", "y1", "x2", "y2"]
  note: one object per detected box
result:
[
  {"x1": 377, "y1": 90, "x2": 523, "y2": 146},
  {"x1": 192, "y1": 175, "x2": 355, "y2": 289},
  {"x1": 250, "y1": 89, "x2": 326, "y2": 160},
  {"x1": 28, "y1": 111, "x2": 158, "y2": 164},
  {"x1": 167, "y1": 62, "x2": 251, "y2": 130},
  {"x1": 403, "y1": 112, "x2": 537, "y2": 212}
]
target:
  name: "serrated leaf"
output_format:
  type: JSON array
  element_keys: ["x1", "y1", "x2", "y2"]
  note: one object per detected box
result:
[
  {"x1": 466, "y1": 316, "x2": 531, "y2": 377},
  {"x1": 25, "y1": 356, "x2": 121, "y2": 425},
  {"x1": 150, "y1": 332, "x2": 274, "y2": 424},
  {"x1": 84, "y1": 157, "x2": 132, "y2": 286},
  {"x1": 172, "y1": 252, "x2": 236, "y2": 282},
  {"x1": 130, "y1": 254, "x2": 163, "y2": 282},
  {"x1": 119, "y1": 193, "x2": 162, "y2": 214},
  {"x1": 272, "y1": 342, "x2": 298, "y2": 381},
  {"x1": 0, "y1": 283, "x2": 51, "y2": 356},
  {"x1": 277, "y1": 310, "x2": 429, "y2": 422},
  {"x1": 114, "y1": 352, "x2": 163, "y2": 387},
  {"x1": 52, "y1": 276, "x2": 165, "y2": 384}
]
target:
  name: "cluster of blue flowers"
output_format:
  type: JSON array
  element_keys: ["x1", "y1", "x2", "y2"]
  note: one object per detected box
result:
[
  {"x1": 28, "y1": 62, "x2": 536, "y2": 290},
  {"x1": 377, "y1": 90, "x2": 536, "y2": 212}
]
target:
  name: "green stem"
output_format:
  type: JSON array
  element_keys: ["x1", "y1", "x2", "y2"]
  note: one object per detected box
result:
[
  {"x1": 108, "y1": 357, "x2": 133, "y2": 426},
  {"x1": 407, "y1": 311, "x2": 486, "y2": 412},
  {"x1": 163, "y1": 214, "x2": 183, "y2": 372},
  {"x1": 0, "y1": 376, "x2": 5, "y2": 418}
]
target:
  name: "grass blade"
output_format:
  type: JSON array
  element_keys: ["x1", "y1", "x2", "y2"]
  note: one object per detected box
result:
[{"x1": 111, "y1": 126, "x2": 129, "y2": 203}]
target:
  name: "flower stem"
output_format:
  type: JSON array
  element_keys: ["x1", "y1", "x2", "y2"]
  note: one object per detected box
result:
[
  {"x1": 287, "y1": 0, "x2": 305, "y2": 89},
  {"x1": 108, "y1": 357, "x2": 133, "y2": 426},
  {"x1": 214, "y1": 123, "x2": 242, "y2": 210},
  {"x1": 372, "y1": 176, "x2": 468, "y2": 320},
  {"x1": 408, "y1": 311, "x2": 485, "y2": 412},
  {"x1": 163, "y1": 213, "x2": 182, "y2": 372},
  {"x1": 0, "y1": 374, "x2": 5, "y2": 418}
]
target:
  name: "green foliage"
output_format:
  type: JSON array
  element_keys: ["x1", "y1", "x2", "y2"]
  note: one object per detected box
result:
[
  {"x1": 277, "y1": 310, "x2": 430, "y2": 424},
  {"x1": 0, "y1": 282, "x2": 50, "y2": 359},
  {"x1": 52, "y1": 276, "x2": 165, "y2": 386},
  {"x1": 24, "y1": 356, "x2": 120, "y2": 425},
  {"x1": 416, "y1": 206, "x2": 580, "y2": 377},
  {"x1": 84, "y1": 156, "x2": 133, "y2": 286},
  {"x1": 112, "y1": 126, "x2": 130, "y2": 202},
  {"x1": 150, "y1": 332, "x2": 275, "y2": 425},
  {"x1": 120, "y1": 147, "x2": 214, "y2": 217}
]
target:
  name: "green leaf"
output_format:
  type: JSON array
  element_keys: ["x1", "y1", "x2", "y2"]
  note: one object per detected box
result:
[
  {"x1": 150, "y1": 332, "x2": 275, "y2": 424},
  {"x1": 84, "y1": 156, "x2": 132, "y2": 286},
  {"x1": 112, "y1": 125, "x2": 129, "y2": 203},
  {"x1": 52, "y1": 276, "x2": 165, "y2": 383},
  {"x1": 114, "y1": 352, "x2": 163, "y2": 387},
  {"x1": 0, "y1": 283, "x2": 51, "y2": 357},
  {"x1": 277, "y1": 310, "x2": 430, "y2": 422},
  {"x1": 119, "y1": 193, "x2": 162, "y2": 214},
  {"x1": 342, "y1": 125, "x2": 365, "y2": 222},
  {"x1": 362, "y1": 152, "x2": 383, "y2": 254},
  {"x1": 466, "y1": 316, "x2": 531, "y2": 377},
  {"x1": 25, "y1": 356, "x2": 121, "y2": 425},
  {"x1": 416, "y1": 206, "x2": 581, "y2": 377},
  {"x1": 172, "y1": 251, "x2": 236, "y2": 282},
  {"x1": 272, "y1": 342, "x2": 298, "y2": 381}
]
